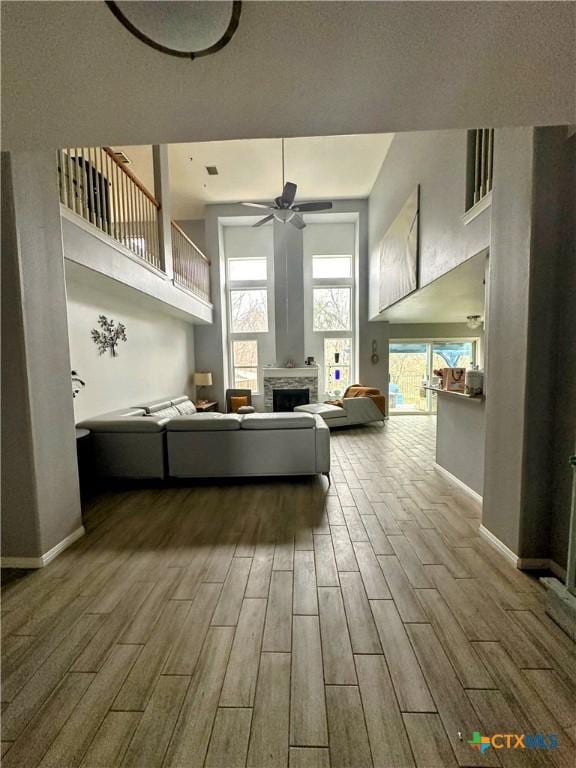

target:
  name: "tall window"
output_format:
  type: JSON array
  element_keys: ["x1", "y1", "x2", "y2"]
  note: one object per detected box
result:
[
  {"x1": 307, "y1": 252, "x2": 356, "y2": 397},
  {"x1": 225, "y1": 247, "x2": 273, "y2": 394}
]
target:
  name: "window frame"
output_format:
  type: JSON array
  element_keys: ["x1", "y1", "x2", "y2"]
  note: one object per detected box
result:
[
  {"x1": 305, "y1": 240, "x2": 357, "y2": 400},
  {"x1": 225, "y1": 247, "x2": 273, "y2": 396}
]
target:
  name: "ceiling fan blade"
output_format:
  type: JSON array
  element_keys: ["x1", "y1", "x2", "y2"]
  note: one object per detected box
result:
[
  {"x1": 290, "y1": 213, "x2": 306, "y2": 230},
  {"x1": 292, "y1": 201, "x2": 333, "y2": 212},
  {"x1": 241, "y1": 202, "x2": 273, "y2": 209},
  {"x1": 253, "y1": 214, "x2": 274, "y2": 228},
  {"x1": 281, "y1": 181, "x2": 297, "y2": 206}
]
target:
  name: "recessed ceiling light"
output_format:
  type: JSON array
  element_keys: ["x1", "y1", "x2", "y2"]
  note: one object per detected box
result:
[{"x1": 206, "y1": 166, "x2": 219, "y2": 176}]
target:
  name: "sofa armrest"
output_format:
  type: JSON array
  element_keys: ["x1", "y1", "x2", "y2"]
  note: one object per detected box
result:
[
  {"x1": 342, "y1": 396, "x2": 384, "y2": 422},
  {"x1": 314, "y1": 415, "x2": 331, "y2": 473},
  {"x1": 78, "y1": 416, "x2": 169, "y2": 433}
]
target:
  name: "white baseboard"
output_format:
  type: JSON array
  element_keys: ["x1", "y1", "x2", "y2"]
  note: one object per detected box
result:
[
  {"x1": 479, "y1": 524, "x2": 519, "y2": 567},
  {"x1": 479, "y1": 525, "x2": 567, "y2": 577},
  {"x1": 433, "y1": 462, "x2": 483, "y2": 504},
  {"x1": 1, "y1": 526, "x2": 85, "y2": 569}
]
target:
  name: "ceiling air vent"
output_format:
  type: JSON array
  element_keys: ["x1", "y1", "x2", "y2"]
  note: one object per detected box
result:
[
  {"x1": 205, "y1": 165, "x2": 219, "y2": 176},
  {"x1": 111, "y1": 150, "x2": 131, "y2": 165}
]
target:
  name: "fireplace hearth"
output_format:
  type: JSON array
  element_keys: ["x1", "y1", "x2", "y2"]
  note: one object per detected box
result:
[{"x1": 273, "y1": 388, "x2": 310, "y2": 412}]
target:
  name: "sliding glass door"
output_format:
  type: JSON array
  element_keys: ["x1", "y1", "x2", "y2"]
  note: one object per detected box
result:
[
  {"x1": 389, "y1": 340, "x2": 476, "y2": 414},
  {"x1": 389, "y1": 343, "x2": 429, "y2": 413}
]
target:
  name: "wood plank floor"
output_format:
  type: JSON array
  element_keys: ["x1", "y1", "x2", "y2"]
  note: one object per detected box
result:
[{"x1": 2, "y1": 416, "x2": 575, "y2": 767}]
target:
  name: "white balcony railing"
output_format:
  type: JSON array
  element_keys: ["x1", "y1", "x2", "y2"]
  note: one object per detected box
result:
[
  {"x1": 57, "y1": 147, "x2": 211, "y2": 303},
  {"x1": 171, "y1": 221, "x2": 211, "y2": 302}
]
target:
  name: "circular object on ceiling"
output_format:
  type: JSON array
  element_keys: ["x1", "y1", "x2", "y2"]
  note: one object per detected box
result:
[{"x1": 106, "y1": 1, "x2": 242, "y2": 59}]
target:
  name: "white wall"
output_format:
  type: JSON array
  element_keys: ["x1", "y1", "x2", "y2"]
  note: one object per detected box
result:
[{"x1": 66, "y1": 273, "x2": 195, "y2": 421}]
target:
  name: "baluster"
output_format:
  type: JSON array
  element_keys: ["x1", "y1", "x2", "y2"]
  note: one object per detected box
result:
[
  {"x1": 78, "y1": 149, "x2": 88, "y2": 220},
  {"x1": 473, "y1": 129, "x2": 481, "y2": 204},
  {"x1": 124, "y1": 170, "x2": 133, "y2": 253},
  {"x1": 57, "y1": 149, "x2": 65, "y2": 205},
  {"x1": 487, "y1": 129, "x2": 494, "y2": 193},
  {"x1": 88, "y1": 148, "x2": 100, "y2": 230},
  {"x1": 98, "y1": 150, "x2": 108, "y2": 234},
  {"x1": 65, "y1": 149, "x2": 74, "y2": 211},
  {"x1": 85, "y1": 148, "x2": 95, "y2": 225},
  {"x1": 106, "y1": 150, "x2": 116, "y2": 240}
]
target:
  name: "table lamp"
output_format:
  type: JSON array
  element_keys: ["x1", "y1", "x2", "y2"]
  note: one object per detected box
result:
[{"x1": 194, "y1": 372, "x2": 213, "y2": 403}]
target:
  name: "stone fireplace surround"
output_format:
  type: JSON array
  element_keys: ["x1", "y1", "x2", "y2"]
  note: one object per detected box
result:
[{"x1": 263, "y1": 367, "x2": 319, "y2": 412}]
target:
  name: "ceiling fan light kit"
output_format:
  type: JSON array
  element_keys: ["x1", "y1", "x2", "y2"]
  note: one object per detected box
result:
[{"x1": 240, "y1": 139, "x2": 333, "y2": 229}]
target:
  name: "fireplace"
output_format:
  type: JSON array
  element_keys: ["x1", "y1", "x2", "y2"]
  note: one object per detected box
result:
[{"x1": 273, "y1": 388, "x2": 310, "y2": 412}]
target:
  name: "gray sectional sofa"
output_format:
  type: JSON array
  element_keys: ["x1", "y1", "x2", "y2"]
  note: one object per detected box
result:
[{"x1": 77, "y1": 397, "x2": 330, "y2": 481}]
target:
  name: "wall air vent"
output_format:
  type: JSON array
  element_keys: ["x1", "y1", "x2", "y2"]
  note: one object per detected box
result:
[
  {"x1": 206, "y1": 165, "x2": 219, "y2": 176},
  {"x1": 111, "y1": 150, "x2": 131, "y2": 165}
]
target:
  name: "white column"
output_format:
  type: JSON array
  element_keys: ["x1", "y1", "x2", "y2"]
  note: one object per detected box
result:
[
  {"x1": 153, "y1": 144, "x2": 173, "y2": 279},
  {"x1": 1, "y1": 150, "x2": 83, "y2": 565}
]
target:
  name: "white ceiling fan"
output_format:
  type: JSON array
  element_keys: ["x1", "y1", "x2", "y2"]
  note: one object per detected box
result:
[{"x1": 240, "y1": 139, "x2": 333, "y2": 228}]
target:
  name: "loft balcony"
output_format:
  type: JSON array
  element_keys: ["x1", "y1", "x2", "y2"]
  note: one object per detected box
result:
[{"x1": 58, "y1": 147, "x2": 212, "y2": 324}]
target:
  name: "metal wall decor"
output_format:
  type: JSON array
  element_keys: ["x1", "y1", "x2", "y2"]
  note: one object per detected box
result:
[
  {"x1": 106, "y1": 1, "x2": 242, "y2": 60},
  {"x1": 91, "y1": 315, "x2": 128, "y2": 357}
]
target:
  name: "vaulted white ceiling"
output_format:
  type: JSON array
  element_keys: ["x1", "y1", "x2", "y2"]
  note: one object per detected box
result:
[{"x1": 116, "y1": 134, "x2": 394, "y2": 219}]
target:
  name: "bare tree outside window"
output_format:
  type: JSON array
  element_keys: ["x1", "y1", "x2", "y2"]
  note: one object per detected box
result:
[
  {"x1": 231, "y1": 290, "x2": 268, "y2": 333},
  {"x1": 233, "y1": 340, "x2": 258, "y2": 392},
  {"x1": 313, "y1": 288, "x2": 351, "y2": 331}
]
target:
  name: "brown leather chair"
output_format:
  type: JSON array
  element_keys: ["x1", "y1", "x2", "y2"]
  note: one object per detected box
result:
[{"x1": 225, "y1": 388, "x2": 254, "y2": 413}]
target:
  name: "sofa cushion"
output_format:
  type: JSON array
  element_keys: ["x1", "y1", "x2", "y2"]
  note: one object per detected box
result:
[
  {"x1": 167, "y1": 413, "x2": 242, "y2": 431},
  {"x1": 294, "y1": 403, "x2": 345, "y2": 420},
  {"x1": 171, "y1": 396, "x2": 190, "y2": 406},
  {"x1": 241, "y1": 413, "x2": 315, "y2": 430},
  {"x1": 175, "y1": 400, "x2": 197, "y2": 415}
]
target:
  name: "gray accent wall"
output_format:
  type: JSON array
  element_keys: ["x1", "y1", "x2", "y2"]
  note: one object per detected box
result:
[
  {"x1": 483, "y1": 127, "x2": 576, "y2": 569},
  {"x1": 1, "y1": 151, "x2": 83, "y2": 560},
  {"x1": 368, "y1": 129, "x2": 491, "y2": 319}
]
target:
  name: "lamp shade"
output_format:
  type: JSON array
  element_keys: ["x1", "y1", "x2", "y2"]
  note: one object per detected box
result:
[{"x1": 194, "y1": 372, "x2": 213, "y2": 386}]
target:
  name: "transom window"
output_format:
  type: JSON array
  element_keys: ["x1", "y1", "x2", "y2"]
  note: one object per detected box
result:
[
  {"x1": 312, "y1": 255, "x2": 352, "y2": 279},
  {"x1": 228, "y1": 257, "x2": 267, "y2": 282}
]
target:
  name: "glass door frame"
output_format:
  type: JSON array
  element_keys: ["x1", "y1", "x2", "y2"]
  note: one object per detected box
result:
[{"x1": 389, "y1": 337, "x2": 479, "y2": 415}]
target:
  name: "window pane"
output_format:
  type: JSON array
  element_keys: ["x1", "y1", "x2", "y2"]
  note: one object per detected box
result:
[
  {"x1": 234, "y1": 367, "x2": 258, "y2": 392},
  {"x1": 313, "y1": 255, "x2": 352, "y2": 279},
  {"x1": 324, "y1": 338, "x2": 352, "y2": 395},
  {"x1": 228, "y1": 258, "x2": 267, "y2": 281},
  {"x1": 233, "y1": 340, "x2": 258, "y2": 367},
  {"x1": 313, "y1": 288, "x2": 351, "y2": 331},
  {"x1": 231, "y1": 289, "x2": 268, "y2": 333},
  {"x1": 432, "y1": 342, "x2": 474, "y2": 370}
]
